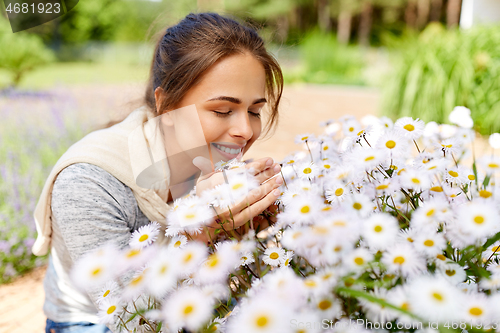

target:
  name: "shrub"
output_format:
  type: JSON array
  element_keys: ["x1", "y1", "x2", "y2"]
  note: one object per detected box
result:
[
  {"x1": 383, "y1": 23, "x2": 500, "y2": 135},
  {"x1": 0, "y1": 18, "x2": 55, "y2": 86}
]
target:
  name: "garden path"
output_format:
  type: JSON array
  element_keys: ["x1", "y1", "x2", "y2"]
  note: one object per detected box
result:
[{"x1": 0, "y1": 83, "x2": 380, "y2": 333}]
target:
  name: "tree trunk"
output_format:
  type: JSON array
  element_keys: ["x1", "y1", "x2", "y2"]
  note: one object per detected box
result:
[
  {"x1": 358, "y1": 0, "x2": 373, "y2": 46},
  {"x1": 337, "y1": 4, "x2": 352, "y2": 44},
  {"x1": 417, "y1": 0, "x2": 430, "y2": 28},
  {"x1": 405, "y1": 0, "x2": 418, "y2": 30},
  {"x1": 446, "y1": 0, "x2": 462, "y2": 28},
  {"x1": 429, "y1": 0, "x2": 443, "y2": 21},
  {"x1": 318, "y1": 0, "x2": 332, "y2": 32}
]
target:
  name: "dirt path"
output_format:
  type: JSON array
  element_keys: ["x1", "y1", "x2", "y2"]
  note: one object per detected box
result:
[{"x1": 0, "y1": 83, "x2": 380, "y2": 333}]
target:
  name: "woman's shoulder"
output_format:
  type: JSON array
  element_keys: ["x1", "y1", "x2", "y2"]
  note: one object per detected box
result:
[{"x1": 52, "y1": 163, "x2": 144, "y2": 225}]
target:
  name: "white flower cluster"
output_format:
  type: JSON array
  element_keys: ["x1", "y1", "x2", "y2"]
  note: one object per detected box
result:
[{"x1": 71, "y1": 111, "x2": 500, "y2": 333}]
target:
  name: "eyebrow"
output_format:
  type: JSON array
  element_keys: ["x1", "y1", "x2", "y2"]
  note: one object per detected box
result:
[{"x1": 206, "y1": 96, "x2": 267, "y2": 105}]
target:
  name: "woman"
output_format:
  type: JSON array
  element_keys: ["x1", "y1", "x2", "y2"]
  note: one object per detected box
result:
[{"x1": 33, "y1": 12, "x2": 284, "y2": 333}]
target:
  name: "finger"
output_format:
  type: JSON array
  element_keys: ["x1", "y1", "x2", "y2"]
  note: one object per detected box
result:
[
  {"x1": 245, "y1": 157, "x2": 274, "y2": 176},
  {"x1": 235, "y1": 187, "x2": 281, "y2": 226},
  {"x1": 192, "y1": 156, "x2": 214, "y2": 176},
  {"x1": 254, "y1": 163, "x2": 281, "y2": 184},
  {"x1": 231, "y1": 176, "x2": 282, "y2": 214}
]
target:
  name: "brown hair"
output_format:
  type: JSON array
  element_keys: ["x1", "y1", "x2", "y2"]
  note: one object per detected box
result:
[{"x1": 144, "y1": 12, "x2": 283, "y2": 136}]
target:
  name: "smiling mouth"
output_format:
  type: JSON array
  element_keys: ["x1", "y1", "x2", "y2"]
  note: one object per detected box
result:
[{"x1": 211, "y1": 143, "x2": 244, "y2": 158}]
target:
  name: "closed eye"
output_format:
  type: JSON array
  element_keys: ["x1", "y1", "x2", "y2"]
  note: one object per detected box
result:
[{"x1": 212, "y1": 110, "x2": 232, "y2": 117}]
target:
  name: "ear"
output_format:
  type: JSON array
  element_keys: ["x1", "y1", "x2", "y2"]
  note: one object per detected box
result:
[{"x1": 155, "y1": 87, "x2": 174, "y2": 126}]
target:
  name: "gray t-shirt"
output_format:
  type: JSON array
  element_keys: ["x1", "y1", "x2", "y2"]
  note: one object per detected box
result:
[{"x1": 43, "y1": 163, "x2": 151, "y2": 327}]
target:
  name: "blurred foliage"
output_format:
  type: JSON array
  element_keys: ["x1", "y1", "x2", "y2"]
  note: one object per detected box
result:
[
  {"x1": 382, "y1": 23, "x2": 500, "y2": 135},
  {"x1": 0, "y1": 17, "x2": 55, "y2": 86},
  {"x1": 284, "y1": 30, "x2": 366, "y2": 85}
]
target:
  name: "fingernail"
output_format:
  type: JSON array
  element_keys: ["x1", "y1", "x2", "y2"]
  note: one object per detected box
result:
[
  {"x1": 273, "y1": 189, "x2": 281, "y2": 196},
  {"x1": 273, "y1": 164, "x2": 281, "y2": 173},
  {"x1": 275, "y1": 175, "x2": 283, "y2": 185},
  {"x1": 266, "y1": 158, "x2": 274, "y2": 166}
]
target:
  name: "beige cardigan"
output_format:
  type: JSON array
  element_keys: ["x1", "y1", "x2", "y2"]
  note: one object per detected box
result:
[{"x1": 32, "y1": 106, "x2": 171, "y2": 256}]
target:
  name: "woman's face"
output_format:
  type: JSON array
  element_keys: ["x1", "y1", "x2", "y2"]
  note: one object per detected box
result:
[{"x1": 161, "y1": 52, "x2": 266, "y2": 165}]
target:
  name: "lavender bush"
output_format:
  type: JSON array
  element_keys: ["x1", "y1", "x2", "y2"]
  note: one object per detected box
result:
[{"x1": 0, "y1": 87, "x2": 93, "y2": 283}]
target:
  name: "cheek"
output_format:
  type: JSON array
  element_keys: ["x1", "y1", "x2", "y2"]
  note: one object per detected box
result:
[{"x1": 198, "y1": 112, "x2": 227, "y2": 142}]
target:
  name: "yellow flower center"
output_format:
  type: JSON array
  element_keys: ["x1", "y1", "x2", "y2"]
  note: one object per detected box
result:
[
  {"x1": 130, "y1": 275, "x2": 143, "y2": 286},
  {"x1": 448, "y1": 170, "x2": 459, "y2": 178},
  {"x1": 479, "y1": 190, "x2": 492, "y2": 198},
  {"x1": 139, "y1": 234, "x2": 149, "y2": 242},
  {"x1": 300, "y1": 206, "x2": 310, "y2": 214},
  {"x1": 374, "y1": 225, "x2": 383, "y2": 233},
  {"x1": 385, "y1": 140, "x2": 396, "y2": 149},
  {"x1": 335, "y1": 188, "x2": 344, "y2": 196},
  {"x1": 474, "y1": 216, "x2": 485, "y2": 224},
  {"x1": 469, "y1": 307, "x2": 483, "y2": 316},
  {"x1": 183, "y1": 252, "x2": 193, "y2": 263},
  {"x1": 91, "y1": 268, "x2": 101, "y2": 277},
  {"x1": 492, "y1": 245, "x2": 500, "y2": 252},
  {"x1": 185, "y1": 213, "x2": 196, "y2": 219},
  {"x1": 318, "y1": 300, "x2": 332, "y2": 310},
  {"x1": 432, "y1": 292, "x2": 444, "y2": 301},
  {"x1": 103, "y1": 290, "x2": 110, "y2": 297},
  {"x1": 126, "y1": 249, "x2": 141, "y2": 258},
  {"x1": 107, "y1": 305, "x2": 116, "y2": 315},
  {"x1": 304, "y1": 280, "x2": 317, "y2": 287},
  {"x1": 488, "y1": 163, "x2": 499, "y2": 169},
  {"x1": 430, "y1": 186, "x2": 443, "y2": 192},
  {"x1": 393, "y1": 256, "x2": 405, "y2": 265},
  {"x1": 344, "y1": 277, "x2": 355, "y2": 287},
  {"x1": 232, "y1": 183, "x2": 243, "y2": 190},
  {"x1": 401, "y1": 302, "x2": 409, "y2": 311},
  {"x1": 412, "y1": 178, "x2": 420, "y2": 184},
  {"x1": 174, "y1": 240, "x2": 182, "y2": 248},
  {"x1": 365, "y1": 156, "x2": 375, "y2": 161},
  {"x1": 424, "y1": 240, "x2": 434, "y2": 247},
  {"x1": 407, "y1": 237, "x2": 414, "y2": 243},
  {"x1": 207, "y1": 254, "x2": 219, "y2": 268},
  {"x1": 404, "y1": 124, "x2": 415, "y2": 131},
  {"x1": 303, "y1": 167, "x2": 312, "y2": 174},
  {"x1": 468, "y1": 175, "x2": 475, "y2": 180},
  {"x1": 376, "y1": 184, "x2": 389, "y2": 190},
  {"x1": 184, "y1": 305, "x2": 194, "y2": 316},
  {"x1": 354, "y1": 257, "x2": 364, "y2": 265},
  {"x1": 353, "y1": 203, "x2": 362, "y2": 210},
  {"x1": 256, "y1": 316, "x2": 268, "y2": 327},
  {"x1": 349, "y1": 126, "x2": 354, "y2": 132},
  {"x1": 324, "y1": 164, "x2": 331, "y2": 169},
  {"x1": 426, "y1": 209, "x2": 435, "y2": 217},
  {"x1": 445, "y1": 269, "x2": 456, "y2": 276},
  {"x1": 269, "y1": 252, "x2": 279, "y2": 260},
  {"x1": 436, "y1": 254, "x2": 446, "y2": 261}
]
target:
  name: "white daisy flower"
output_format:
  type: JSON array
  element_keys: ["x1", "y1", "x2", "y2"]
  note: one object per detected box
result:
[
  {"x1": 145, "y1": 247, "x2": 179, "y2": 297},
  {"x1": 413, "y1": 231, "x2": 446, "y2": 258},
  {"x1": 296, "y1": 162, "x2": 320, "y2": 180},
  {"x1": 386, "y1": 286, "x2": 415, "y2": 324},
  {"x1": 342, "y1": 118, "x2": 362, "y2": 137},
  {"x1": 361, "y1": 213, "x2": 399, "y2": 251},
  {"x1": 226, "y1": 168, "x2": 259, "y2": 203},
  {"x1": 376, "y1": 130, "x2": 409, "y2": 155},
  {"x1": 435, "y1": 138, "x2": 461, "y2": 157},
  {"x1": 169, "y1": 234, "x2": 188, "y2": 250},
  {"x1": 461, "y1": 293, "x2": 492, "y2": 326},
  {"x1": 295, "y1": 133, "x2": 316, "y2": 144},
  {"x1": 239, "y1": 252, "x2": 255, "y2": 266},
  {"x1": 394, "y1": 117, "x2": 425, "y2": 140},
  {"x1": 117, "y1": 245, "x2": 156, "y2": 273},
  {"x1": 226, "y1": 296, "x2": 291, "y2": 333},
  {"x1": 489, "y1": 133, "x2": 500, "y2": 149},
  {"x1": 97, "y1": 297, "x2": 122, "y2": 325},
  {"x1": 479, "y1": 155, "x2": 500, "y2": 175},
  {"x1": 96, "y1": 280, "x2": 119, "y2": 304},
  {"x1": 176, "y1": 242, "x2": 208, "y2": 276},
  {"x1": 263, "y1": 247, "x2": 285, "y2": 267},
  {"x1": 444, "y1": 165, "x2": 469, "y2": 185},
  {"x1": 407, "y1": 275, "x2": 463, "y2": 322},
  {"x1": 123, "y1": 268, "x2": 149, "y2": 300},
  {"x1": 162, "y1": 287, "x2": 214, "y2": 332},
  {"x1": 382, "y1": 243, "x2": 426, "y2": 277},
  {"x1": 166, "y1": 196, "x2": 214, "y2": 236},
  {"x1": 70, "y1": 244, "x2": 119, "y2": 291},
  {"x1": 312, "y1": 295, "x2": 342, "y2": 320},
  {"x1": 344, "y1": 193, "x2": 374, "y2": 217},
  {"x1": 436, "y1": 261, "x2": 466, "y2": 285},
  {"x1": 400, "y1": 168, "x2": 432, "y2": 192},
  {"x1": 129, "y1": 221, "x2": 161, "y2": 249},
  {"x1": 196, "y1": 247, "x2": 240, "y2": 284},
  {"x1": 344, "y1": 248, "x2": 373, "y2": 272},
  {"x1": 454, "y1": 201, "x2": 500, "y2": 243},
  {"x1": 283, "y1": 193, "x2": 322, "y2": 226},
  {"x1": 325, "y1": 180, "x2": 349, "y2": 204},
  {"x1": 449, "y1": 106, "x2": 473, "y2": 129},
  {"x1": 206, "y1": 317, "x2": 226, "y2": 333},
  {"x1": 281, "y1": 250, "x2": 295, "y2": 268}
]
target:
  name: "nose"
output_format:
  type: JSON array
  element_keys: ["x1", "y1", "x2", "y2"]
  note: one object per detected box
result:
[{"x1": 229, "y1": 111, "x2": 254, "y2": 142}]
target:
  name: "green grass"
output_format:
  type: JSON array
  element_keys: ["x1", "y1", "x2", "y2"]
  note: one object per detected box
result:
[{"x1": 0, "y1": 62, "x2": 150, "y2": 89}]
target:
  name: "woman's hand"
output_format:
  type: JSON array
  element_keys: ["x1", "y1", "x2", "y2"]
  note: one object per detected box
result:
[{"x1": 191, "y1": 157, "x2": 283, "y2": 243}]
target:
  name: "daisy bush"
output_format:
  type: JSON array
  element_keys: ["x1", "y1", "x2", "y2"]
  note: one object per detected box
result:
[{"x1": 73, "y1": 107, "x2": 500, "y2": 333}]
